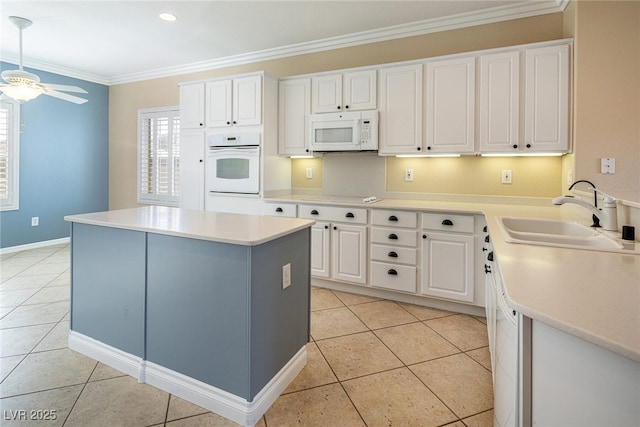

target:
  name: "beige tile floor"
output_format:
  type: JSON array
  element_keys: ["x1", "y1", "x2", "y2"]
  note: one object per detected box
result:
[{"x1": 1, "y1": 244, "x2": 493, "y2": 426}]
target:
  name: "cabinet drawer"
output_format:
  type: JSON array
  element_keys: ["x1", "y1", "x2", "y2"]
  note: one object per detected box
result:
[
  {"x1": 371, "y1": 227, "x2": 417, "y2": 247},
  {"x1": 371, "y1": 210, "x2": 417, "y2": 228},
  {"x1": 263, "y1": 202, "x2": 297, "y2": 218},
  {"x1": 371, "y1": 244, "x2": 417, "y2": 265},
  {"x1": 299, "y1": 205, "x2": 367, "y2": 224},
  {"x1": 371, "y1": 262, "x2": 417, "y2": 293},
  {"x1": 421, "y1": 212, "x2": 475, "y2": 233}
]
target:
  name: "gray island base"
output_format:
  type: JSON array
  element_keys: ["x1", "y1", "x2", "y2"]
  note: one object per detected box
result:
[{"x1": 65, "y1": 207, "x2": 314, "y2": 426}]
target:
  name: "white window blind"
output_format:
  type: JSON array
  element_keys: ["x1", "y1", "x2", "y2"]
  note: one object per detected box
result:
[
  {"x1": 137, "y1": 107, "x2": 180, "y2": 206},
  {"x1": 0, "y1": 99, "x2": 20, "y2": 211}
]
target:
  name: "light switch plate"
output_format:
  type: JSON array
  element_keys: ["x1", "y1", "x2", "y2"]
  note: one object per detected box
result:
[
  {"x1": 306, "y1": 168, "x2": 313, "y2": 179},
  {"x1": 601, "y1": 158, "x2": 615, "y2": 174}
]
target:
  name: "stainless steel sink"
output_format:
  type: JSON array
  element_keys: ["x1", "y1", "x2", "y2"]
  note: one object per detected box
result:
[{"x1": 496, "y1": 217, "x2": 639, "y2": 254}]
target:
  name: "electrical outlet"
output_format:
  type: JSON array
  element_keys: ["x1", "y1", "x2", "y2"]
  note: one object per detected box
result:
[
  {"x1": 567, "y1": 170, "x2": 573, "y2": 185},
  {"x1": 501, "y1": 170, "x2": 512, "y2": 184},
  {"x1": 282, "y1": 263, "x2": 291, "y2": 289},
  {"x1": 405, "y1": 168, "x2": 414, "y2": 182},
  {"x1": 306, "y1": 167, "x2": 313, "y2": 179},
  {"x1": 31, "y1": 217, "x2": 39, "y2": 226}
]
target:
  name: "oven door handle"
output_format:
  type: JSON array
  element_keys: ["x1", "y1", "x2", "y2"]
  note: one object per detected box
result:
[{"x1": 208, "y1": 147, "x2": 259, "y2": 156}]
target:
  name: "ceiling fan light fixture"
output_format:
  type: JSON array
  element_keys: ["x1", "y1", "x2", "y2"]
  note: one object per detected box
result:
[
  {"x1": 0, "y1": 69, "x2": 44, "y2": 102},
  {"x1": 1, "y1": 83, "x2": 44, "y2": 103},
  {"x1": 1, "y1": 16, "x2": 88, "y2": 104}
]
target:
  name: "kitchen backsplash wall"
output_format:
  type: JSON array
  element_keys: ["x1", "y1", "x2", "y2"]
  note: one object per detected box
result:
[{"x1": 291, "y1": 155, "x2": 562, "y2": 198}]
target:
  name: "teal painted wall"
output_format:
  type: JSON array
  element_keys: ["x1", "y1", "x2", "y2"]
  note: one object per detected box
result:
[{"x1": 0, "y1": 62, "x2": 109, "y2": 248}]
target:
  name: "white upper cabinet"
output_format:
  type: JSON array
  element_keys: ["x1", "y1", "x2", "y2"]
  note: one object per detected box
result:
[
  {"x1": 278, "y1": 78, "x2": 311, "y2": 156},
  {"x1": 479, "y1": 51, "x2": 520, "y2": 153},
  {"x1": 524, "y1": 44, "x2": 569, "y2": 152},
  {"x1": 378, "y1": 64, "x2": 423, "y2": 155},
  {"x1": 343, "y1": 70, "x2": 377, "y2": 111},
  {"x1": 425, "y1": 56, "x2": 476, "y2": 153},
  {"x1": 206, "y1": 75, "x2": 262, "y2": 128},
  {"x1": 311, "y1": 70, "x2": 376, "y2": 113},
  {"x1": 180, "y1": 83, "x2": 205, "y2": 129}
]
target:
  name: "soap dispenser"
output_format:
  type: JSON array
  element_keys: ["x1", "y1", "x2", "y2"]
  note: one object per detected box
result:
[{"x1": 596, "y1": 190, "x2": 618, "y2": 232}]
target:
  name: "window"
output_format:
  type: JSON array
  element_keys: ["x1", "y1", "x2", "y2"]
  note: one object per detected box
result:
[
  {"x1": 0, "y1": 99, "x2": 20, "y2": 211},
  {"x1": 137, "y1": 107, "x2": 180, "y2": 206}
]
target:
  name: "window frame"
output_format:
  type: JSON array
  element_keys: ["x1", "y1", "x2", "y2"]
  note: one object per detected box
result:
[
  {"x1": 137, "y1": 106, "x2": 181, "y2": 206},
  {"x1": 0, "y1": 98, "x2": 20, "y2": 212}
]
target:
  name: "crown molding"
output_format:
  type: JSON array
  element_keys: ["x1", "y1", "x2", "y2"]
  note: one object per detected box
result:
[
  {"x1": 1, "y1": 54, "x2": 109, "y2": 85},
  {"x1": 3, "y1": 0, "x2": 569, "y2": 86}
]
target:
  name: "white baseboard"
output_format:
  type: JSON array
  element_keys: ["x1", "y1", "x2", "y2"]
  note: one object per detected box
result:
[
  {"x1": 69, "y1": 331, "x2": 142, "y2": 379},
  {"x1": 1, "y1": 237, "x2": 70, "y2": 255},
  {"x1": 68, "y1": 331, "x2": 307, "y2": 427}
]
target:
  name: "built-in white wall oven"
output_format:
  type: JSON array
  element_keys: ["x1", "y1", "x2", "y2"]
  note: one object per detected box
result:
[{"x1": 206, "y1": 133, "x2": 260, "y2": 195}]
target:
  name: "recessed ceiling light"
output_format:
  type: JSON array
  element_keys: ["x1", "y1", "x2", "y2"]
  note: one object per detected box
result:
[{"x1": 159, "y1": 12, "x2": 177, "y2": 22}]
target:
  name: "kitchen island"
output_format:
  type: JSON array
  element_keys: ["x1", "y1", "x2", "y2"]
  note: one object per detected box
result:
[{"x1": 65, "y1": 206, "x2": 315, "y2": 427}]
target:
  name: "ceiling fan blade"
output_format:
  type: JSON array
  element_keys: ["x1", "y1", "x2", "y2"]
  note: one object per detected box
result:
[
  {"x1": 42, "y1": 83, "x2": 87, "y2": 94},
  {"x1": 43, "y1": 89, "x2": 88, "y2": 104}
]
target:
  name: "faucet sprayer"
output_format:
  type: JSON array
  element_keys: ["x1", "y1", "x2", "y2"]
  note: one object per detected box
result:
[{"x1": 552, "y1": 181, "x2": 618, "y2": 231}]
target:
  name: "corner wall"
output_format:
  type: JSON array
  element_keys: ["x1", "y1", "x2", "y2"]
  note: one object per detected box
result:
[
  {"x1": 571, "y1": 0, "x2": 640, "y2": 200},
  {"x1": 0, "y1": 63, "x2": 109, "y2": 248}
]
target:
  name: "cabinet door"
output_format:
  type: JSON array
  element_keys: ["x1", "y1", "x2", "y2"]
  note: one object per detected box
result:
[
  {"x1": 233, "y1": 75, "x2": 262, "y2": 126},
  {"x1": 524, "y1": 44, "x2": 569, "y2": 152},
  {"x1": 421, "y1": 232, "x2": 475, "y2": 302},
  {"x1": 479, "y1": 51, "x2": 520, "y2": 153},
  {"x1": 179, "y1": 83, "x2": 205, "y2": 129},
  {"x1": 425, "y1": 57, "x2": 475, "y2": 153},
  {"x1": 311, "y1": 74, "x2": 342, "y2": 113},
  {"x1": 343, "y1": 70, "x2": 376, "y2": 111},
  {"x1": 311, "y1": 221, "x2": 330, "y2": 278},
  {"x1": 332, "y1": 224, "x2": 367, "y2": 284},
  {"x1": 378, "y1": 64, "x2": 423, "y2": 155},
  {"x1": 278, "y1": 78, "x2": 311, "y2": 156},
  {"x1": 206, "y1": 80, "x2": 233, "y2": 128},
  {"x1": 179, "y1": 130, "x2": 205, "y2": 210}
]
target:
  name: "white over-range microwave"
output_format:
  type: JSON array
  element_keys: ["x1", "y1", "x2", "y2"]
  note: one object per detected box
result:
[{"x1": 308, "y1": 110, "x2": 378, "y2": 152}]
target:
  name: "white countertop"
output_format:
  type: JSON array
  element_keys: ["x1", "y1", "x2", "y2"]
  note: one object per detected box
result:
[
  {"x1": 65, "y1": 206, "x2": 315, "y2": 246},
  {"x1": 268, "y1": 194, "x2": 640, "y2": 362}
]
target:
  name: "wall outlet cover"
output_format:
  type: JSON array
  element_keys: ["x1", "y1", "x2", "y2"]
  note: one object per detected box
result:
[
  {"x1": 405, "y1": 168, "x2": 414, "y2": 182},
  {"x1": 282, "y1": 263, "x2": 291, "y2": 289},
  {"x1": 501, "y1": 170, "x2": 512, "y2": 184}
]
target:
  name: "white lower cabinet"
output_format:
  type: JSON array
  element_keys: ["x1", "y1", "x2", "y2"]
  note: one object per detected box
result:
[
  {"x1": 370, "y1": 210, "x2": 418, "y2": 293},
  {"x1": 297, "y1": 205, "x2": 482, "y2": 305},
  {"x1": 310, "y1": 221, "x2": 331, "y2": 278},
  {"x1": 332, "y1": 223, "x2": 367, "y2": 285},
  {"x1": 300, "y1": 205, "x2": 368, "y2": 285},
  {"x1": 420, "y1": 213, "x2": 475, "y2": 303},
  {"x1": 527, "y1": 320, "x2": 640, "y2": 426}
]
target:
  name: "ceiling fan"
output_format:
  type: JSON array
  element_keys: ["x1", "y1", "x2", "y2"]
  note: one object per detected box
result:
[{"x1": 0, "y1": 16, "x2": 88, "y2": 104}]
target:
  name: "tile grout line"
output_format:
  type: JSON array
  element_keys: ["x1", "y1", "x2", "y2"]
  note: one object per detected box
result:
[{"x1": 319, "y1": 289, "x2": 493, "y2": 424}]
